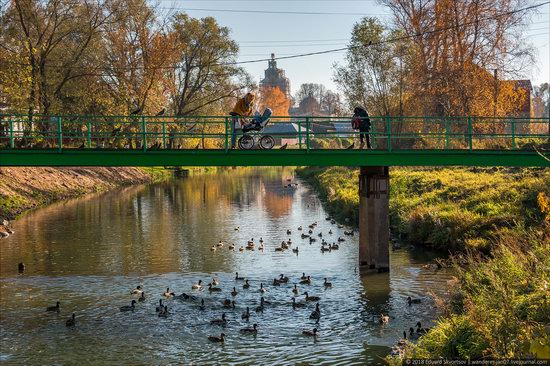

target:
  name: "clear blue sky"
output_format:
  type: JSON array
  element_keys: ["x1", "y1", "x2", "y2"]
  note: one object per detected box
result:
[{"x1": 158, "y1": 0, "x2": 550, "y2": 95}]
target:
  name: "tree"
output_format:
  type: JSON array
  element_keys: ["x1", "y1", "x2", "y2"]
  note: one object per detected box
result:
[
  {"x1": 295, "y1": 83, "x2": 326, "y2": 108},
  {"x1": 258, "y1": 86, "x2": 290, "y2": 116}
]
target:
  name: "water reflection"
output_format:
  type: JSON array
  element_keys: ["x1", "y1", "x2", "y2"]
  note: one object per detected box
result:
[{"x1": 0, "y1": 168, "x2": 452, "y2": 365}]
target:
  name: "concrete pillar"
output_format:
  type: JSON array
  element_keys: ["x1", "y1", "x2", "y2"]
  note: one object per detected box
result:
[{"x1": 358, "y1": 166, "x2": 390, "y2": 272}]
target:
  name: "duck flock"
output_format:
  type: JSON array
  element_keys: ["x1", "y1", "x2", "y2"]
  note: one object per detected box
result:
[{"x1": 41, "y1": 216, "x2": 429, "y2": 352}]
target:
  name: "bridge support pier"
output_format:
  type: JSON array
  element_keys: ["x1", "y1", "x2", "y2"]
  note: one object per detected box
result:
[{"x1": 358, "y1": 166, "x2": 390, "y2": 272}]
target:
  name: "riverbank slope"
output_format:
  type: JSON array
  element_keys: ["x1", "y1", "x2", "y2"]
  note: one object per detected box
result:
[{"x1": 0, "y1": 167, "x2": 170, "y2": 227}]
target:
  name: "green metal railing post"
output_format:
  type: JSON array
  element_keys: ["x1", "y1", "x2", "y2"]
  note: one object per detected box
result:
[
  {"x1": 9, "y1": 120, "x2": 14, "y2": 148},
  {"x1": 57, "y1": 116, "x2": 62, "y2": 152},
  {"x1": 445, "y1": 118, "x2": 450, "y2": 149},
  {"x1": 224, "y1": 117, "x2": 229, "y2": 152},
  {"x1": 468, "y1": 116, "x2": 473, "y2": 151},
  {"x1": 86, "y1": 121, "x2": 92, "y2": 148},
  {"x1": 511, "y1": 119, "x2": 516, "y2": 149},
  {"x1": 162, "y1": 122, "x2": 166, "y2": 149},
  {"x1": 298, "y1": 120, "x2": 302, "y2": 149},
  {"x1": 306, "y1": 117, "x2": 310, "y2": 152},
  {"x1": 142, "y1": 116, "x2": 147, "y2": 151},
  {"x1": 386, "y1": 115, "x2": 392, "y2": 151}
]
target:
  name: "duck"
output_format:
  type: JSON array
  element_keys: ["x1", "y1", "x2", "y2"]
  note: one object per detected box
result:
[
  {"x1": 416, "y1": 322, "x2": 430, "y2": 334},
  {"x1": 286, "y1": 229, "x2": 291, "y2": 235},
  {"x1": 304, "y1": 292, "x2": 320, "y2": 302},
  {"x1": 210, "y1": 313, "x2": 227, "y2": 325},
  {"x1": 259, "y1": 237, "x2": 264, "y2": 243},
  {"x1": 210, "y1": 245, "x2": 216, "y2": 251},
  {"x1": 239, "y1": 246, "x2": 244, "y2": 252},
  {"x1": 258, "y1": 243, "x2": 264, "y2": 251},
  {"x1": 259, "y1": 283, "x2": 267, "y2": 293},
  {"x1": 308, "y1": 229, "x2": 313, "y2": 234},
  {"x1": 65, "y1": 313, "x2": 76, "y2": 327},
  {"x1": 272, "y1": 278, "x2": 281, "y2": 286},
  {"x1": 163, "y1": 288, "x2": 175, "y2": 298},
  {"x1": 328, "y1": 229, "x2": 333, "y2": 235},
  {"x1": 298, "y1": 226, "x2": 303, "y2": 231},
  {"x1": 324, "y1": 278, "x2": 332, "y2": 288},
  {"x1": 255, "y1": 297, "x2": 267, "y2": 312},
  {"x1": 308, "y1": 224, "x2": 315, "y2": 229},
  {"x1": 337, "y1": 224, "x2": 344, "y2": 229},
  {"x1": 300, "y1": 272, "x2": 308, "y2": 280},
  {"x1": 158, "y1": 305, "x2": 169, "y2": 318},
  {"x1": 223, "y1": 300, "x2": 236, "y2": 309},
  {"x1": 243, "y1": 279, "x2": 250, "y2": 289},
  {"x1": 208, "y1": 283, "x2": 222, "y2": 292},
  {"x1": 46, "y1": 301, "x2": 60, "y2": 312},
  {"x1": 301, "y1": 233, "x2": 310, "y2": 239},
  {"x1": 217, "y1": 241, "x2": 224, "y2": 247},
  {"x1": 292, "y1": 246, "x2": 299, "y2": 254},
  {"x1": 337, "y1": 237, "x2": 345, "y2": 242},
  {"x1": 235, "y1": 272, "x2": 244, "y2": 280},
  {"x1": 240, "y1": 323, "x2": 258, "y2": 334},
  {"x1": 300, "y1": 276, "x2": 312, "y2": 285},
  {"x1": 274, "y1": 246, "x2": 284, "y2": 252},
  {"x1": 228, "y1": 243, "x2": 235, "y2": 250},
  {"x1": 292, "y1": 284, "x2": 299, "y2": 295},
  {"x1": 320, "y1": 245, "x2": 330, "y2": 253},
  {"x1": 309, "y1": 303, "x2": 321, "y2": 319},
  {"x1": 309, "y1": 237, "x2": 317, "y2": 243},
  {"x1": 120, "y1": 300, "x2": 137, "y2": 312},
  {"x1": 292, "y1": 297, "x2": 306, "y2": 309},
  {"x1": 326, "y1": 216, "x2": 332, "y2": 221},
  {"x1": 212, "y1": 278, "x2": 220, "y2": 286},
  {"x1": 287, "y1": 239, "x2": 292, "y2": 245},
  {"x1": 208, "y1": 333, "x2": 225, "y2": 343},
  {"x1": 279, "y1": 274, "x2": 289, "y2": 283},
  {"x1": 234, "y1": 226, "x2": 240, "y2": 231},
  {"x1": 407, "y1": 296, "x2": 421, "y2": 305},
  {"x1": 199, "y1": 299, "x2": 206, "y2": 311},
  {"x1": 408, "y1": 327, "x2": 421, "y2": 340},
  {"x1": 138, "y1": 292, "x2": 146, "y2": 302},
  {"x1": 260, "y1": 296, "x2": 271, "y2": 305},
  {"x1": 379, "y1": 313, "x2": 390, "y2": 324},
  {"x1": 331, "y1": 243, "x2": 339, "y2": 250},
  {"x1": 192, "y1": 280, "x2": 203, "y2": 290},
  {"x1": 281, "y1": 241, "x2": 289, "y2": 250},
  {"x1": 231, "y1": 287, "x2": 238, "y2": 296},
  {"x1": 302, "y1": 328, "x2": 317, "y2": 337},
  {"x1": 330, "y1": 219, "x2": 336, "y2": 224},
  {"x1": 155, "y1": 299, "x2": 164, "y2": 312},
  {"x1": 130, "y1": 286, "x2": 143, "y2": 295},
  {"x1": 242, "y1": 307, "x2": 250, "y2": 320}
]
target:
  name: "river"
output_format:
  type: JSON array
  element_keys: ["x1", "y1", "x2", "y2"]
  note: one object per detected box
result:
[{"x1": 0, "y1": 168, "x2": 452, "y2": 365}]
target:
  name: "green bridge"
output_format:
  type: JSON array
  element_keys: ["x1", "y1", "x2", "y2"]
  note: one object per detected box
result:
[
  {"x1": 1, "y1": 113, "x2": 548, "y2": 271},
  {"x1": 0, "y1": 114, "x2": 548, "y2": 167}
]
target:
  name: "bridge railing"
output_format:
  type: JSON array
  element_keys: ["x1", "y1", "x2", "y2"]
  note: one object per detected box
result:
[{"x1": 0, "y1": 114, "x2": 548, "y2": 151}]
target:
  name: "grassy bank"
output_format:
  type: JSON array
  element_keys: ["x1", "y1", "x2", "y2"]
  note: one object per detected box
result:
[
  {"x1": 297, "y1": 166, "x2": 550, "y2": 252},
  {"x1": 0, "y1": 167, "x2": 171, "y2": 222}
]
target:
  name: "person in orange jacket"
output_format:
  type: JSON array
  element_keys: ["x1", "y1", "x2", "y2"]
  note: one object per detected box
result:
[{"x1": 229, "y1": 92, "x2": 255, "y2": 149}]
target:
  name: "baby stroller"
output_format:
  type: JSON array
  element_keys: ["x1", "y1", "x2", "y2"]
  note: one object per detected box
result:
[{"x1": 237, "y1": 108, "x2": 275, "y2": 150}]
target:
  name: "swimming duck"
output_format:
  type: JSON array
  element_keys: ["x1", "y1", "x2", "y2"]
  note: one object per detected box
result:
[
  {"x1": 292, "y1": 297, "x2": 306, "y2": 309},
  {"x1": 274, "y1": 246, "x2": 284, "y2": 252},
  {"x1": 318, "y1": 232, "x2": 323, "y2": 238},
  {"x1": 379, "y1": 314, "x2": 390, "y2": 324},
  {"x1": 279, "y1": 274, "x2": 289, "y2": 283},
  {"x1": 272, "y1": 278, "x2": 281, "y2": 286},
  {"x1": 65, "y1": 313, "x2": 76, "y2": 327},
  {"x1": 308, "y1": 229, "x2": 313, "y2": 234},
  {"x1": 324, "y1": 278, "x2": 332, "y2": 288},
  {"x1": 208, "y1": 333, "x2": 225, "y2": 343},
  {"x1": 300, "y1": 276, "x2": 312, "y2": 285},
  {"x1": 138, "y1": 292, "x2": 146, "y2": 302},
  {"x1": 163, "y1": 288, "x2": 175, "y2": 297},
  {"x1": 240, "y1": 323, "x2": 258, "y2": 334},
  {"x1": 222, "y1": 300, "x2": 235, "y2": 309},
  {"x1": 217, "y1": 241, "x2": 224, "y2": 247},
  {"x1": 210, "y1": 313, "x2": 227, "y2": 325},
  {"x1": 337, "y1": 237, "x2": 345, "y2": 242},
  {"x1": 243, "y1": 279, "x2": 250, "y2": 289},
  {"x1": 301, "y1": 233, "x2": 310, "y2": 239},
  {"x1": 416, "y1": 322, "x2": 430, "y2": 334},
  {"x1": 328, "y1": 229, "x2": 333, "y2": 235},
  {"x1": 320, "y1": 245, "x2": 330, "y2": 252},
  {"x1": 298, "y1": 226, "x2": 303, "y2": 231},
  {"x1": 331, "y1": 243, "x2": 339, "y2": 250},
  {"x1": 300, "y1": 272, "x2": 308, "y2": 280},
  {"x1": 46, "y1": 301, "x2": 60, "y2": 312},
  {"x1": 231, "y1": 287, "x2": 238, "y2": 296},
  {"x1": 235, "y1": 272, "x2": 244, "y2": 280},
  {"x1": 208, "y1": 283, "x2": 222, "y2": 292},
  {"x1": 158, "y1": 305, "x2": 169, "y2": 318},
  {"x1": 309, "y1": 237, "x2": 316, "y2": 243},
  {"x1": 210, "y1": 245, "x2": 216, "y2": 251},
  {"x1": 286, "y1": 229, "x2": 291, "y2": 235},
  {"x1": 234, "y1": 226, "x2": 240, "y2": 231},
  {"x1": 155, "y1": 299, "x2": 164, "y2": 312},
  {"x1": 259, "y1": 283, "x2": 267, "y2": 293},
  {"x1": 192, "y1": 280, "x2": 203, "y2": 290},
  {"x1": 309, "y1": 303, "x2": 321, "y2": 319},
  {"x1": 260, "y1": 296, "x2": 271, "y2": 305},
  {"x1": 242, "y1": 307, "x2": 250, "y2": 320},
  {"x1": 212, "y1": 278, "x2": 220, "y2": 286},
  {"x1": 308, "y1": 224, "x2": 315, "y2": 229},
  {"x1": 228, "y1": 243, "x2": 235, "y2": 250},
  {"x1": 130, "y1": 286, "x2": 143, "y2": 295},
  {"x1": 259, "y1": 237, "x2": 264, "y2": 243},
  {"x1": 287, "y1": 239, "x2": 292, "y2": 245},
  {"x1": 330, "y1": 219, "x2": 336, "y2": 224},
  {"x1": 302, "y1": 328, "x2": 317, "y2": 337},
  {"x1": 258, "y1": 243, "x2": 264, "y2": 250},
  {"x1": 304, "y1": 292, "x2": 320, "y2": 302},
  {"x1": 281, "y1": 241, "x2": 289, "y2": 250},
  {"x1": 292, "y1": 284, "x2": 299, "y2": 295},
  {"x1": 120, "y1": 300, "x2": 137, "y2": 312},
  {"x1": 292, "y1": 247, "x2": 299, "y2": 254},
  {"x1": 407, "y1": 296, "x2": 421, "y2": 305},
  {"x1": 408, "y1": 327, "x2": 421, "y2": 340},
  {"x1": 239, "y1": 246, "x2": 244, "y2": 252},
  {"x1": 337, "y1": 224, "x2": 344, "y2": 229},
  {"x1": 199, "y1": 299, "x2": 206, "y2": 311}
]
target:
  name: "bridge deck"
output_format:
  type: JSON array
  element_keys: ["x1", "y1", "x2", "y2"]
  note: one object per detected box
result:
[{"x1": 1, "y1": 114, "x2": 548, "y2": 166}]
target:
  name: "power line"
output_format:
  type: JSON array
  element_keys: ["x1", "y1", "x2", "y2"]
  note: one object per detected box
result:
[{"x1": 157, "y1": 7, "x2": 388, "y2": 16}]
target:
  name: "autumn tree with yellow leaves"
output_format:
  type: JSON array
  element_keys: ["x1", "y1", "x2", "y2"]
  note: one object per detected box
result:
[{"x1": 258, "y1": 86, "x2": 290, "y2": 116}]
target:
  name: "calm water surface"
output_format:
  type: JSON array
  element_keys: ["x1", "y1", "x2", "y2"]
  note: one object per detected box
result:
[{"x1": 0, "y1": 168, "x2": 452, "y2": 365}]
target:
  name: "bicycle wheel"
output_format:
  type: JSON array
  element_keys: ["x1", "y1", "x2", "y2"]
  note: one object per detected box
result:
[
  {"x1": 238, "y1": 135, "x2": 254, "y2": 150},
  {"x1": 259, "y1": 135, "x2": 275, "y2": 150}
]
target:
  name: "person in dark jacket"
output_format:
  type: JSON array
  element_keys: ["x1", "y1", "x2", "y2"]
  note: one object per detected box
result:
[{"x1": 352, "y1": 106, "x2": 372, "y2": 149}]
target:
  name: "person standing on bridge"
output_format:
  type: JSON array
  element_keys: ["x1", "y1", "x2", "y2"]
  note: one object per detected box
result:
[
  {"x1": 229, "y1": 92, "x2": 256, "y2": 149},
  {"x1": 352, "y1": 106, "x2": 372, "y2": 149}
]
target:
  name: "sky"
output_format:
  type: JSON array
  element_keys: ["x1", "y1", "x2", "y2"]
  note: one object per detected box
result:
[{"x1": 158, "y1": 0, "x2": 550, "y2": 96}]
